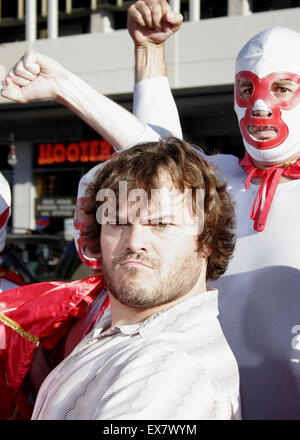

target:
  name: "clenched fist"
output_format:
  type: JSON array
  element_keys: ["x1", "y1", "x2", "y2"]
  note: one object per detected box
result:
[
  {"x1": 128, "y1": 0, "x2": 183, "y2": 48},
  {"x1": 1, "y1": 51, "x2": 67, "y2": 104}
]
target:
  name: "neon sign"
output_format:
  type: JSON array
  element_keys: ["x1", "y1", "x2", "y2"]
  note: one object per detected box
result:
[{"x1": 38, "y1": 139, "x2": 114, "y2": 165}]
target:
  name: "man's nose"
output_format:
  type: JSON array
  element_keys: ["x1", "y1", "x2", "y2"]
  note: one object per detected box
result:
[
  {"x1": 125, "y1": 224, "x2": 148, "y2": 253},
  {"x1": 252, "y1": 99, "x2": 272, "y2": 117}
]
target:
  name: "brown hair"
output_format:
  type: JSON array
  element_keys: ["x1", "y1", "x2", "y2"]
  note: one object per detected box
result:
[{"x1": 83, "y1": 136, "x2": 236, "y2": 280}]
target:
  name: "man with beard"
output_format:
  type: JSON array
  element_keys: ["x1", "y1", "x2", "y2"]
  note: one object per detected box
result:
[{"x1": 30, "y1": 137, "x2": 240, "y2": 420}]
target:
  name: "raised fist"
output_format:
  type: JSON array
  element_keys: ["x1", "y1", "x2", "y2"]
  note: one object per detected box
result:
[
  {"x1": 1, "y1": 51, "x2": 66, "y2": 103},
  {"x1": 128, "y1": 0, "x2": 183, "y2": 48}
]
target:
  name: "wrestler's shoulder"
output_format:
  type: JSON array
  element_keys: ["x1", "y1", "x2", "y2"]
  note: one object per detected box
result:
[{"x1": 195, "y1": 151, "x2": 240, "y2": 180}]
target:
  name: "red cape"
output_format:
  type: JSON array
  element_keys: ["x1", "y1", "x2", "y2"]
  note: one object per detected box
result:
[{"x1": 0, "y1": 275, "x2": 107, "y2": 419}]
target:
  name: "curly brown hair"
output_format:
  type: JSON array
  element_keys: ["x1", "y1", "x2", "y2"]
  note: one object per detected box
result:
[{"x1": 83, "y1": 136, "x2": 236, "y2": 280}]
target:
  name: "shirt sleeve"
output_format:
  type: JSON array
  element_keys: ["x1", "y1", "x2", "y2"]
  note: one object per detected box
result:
[
  {"x1": 92, "y1": 345, "x2": 217, "y2": 420},
  {"x1": 133, "y1": 77, "x2": 183, "y2": 140}
]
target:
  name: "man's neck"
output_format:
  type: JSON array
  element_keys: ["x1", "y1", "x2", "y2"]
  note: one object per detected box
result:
[
  {"x1": 249, "y1": 151, "x2": 300, "y2": 184},
  {"x1": 108, "y1": 279, "x2": 207, "y2": 328}
]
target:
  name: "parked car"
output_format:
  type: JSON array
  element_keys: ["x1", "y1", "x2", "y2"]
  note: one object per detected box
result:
[{"x1": 1, "y1": 231, "x2": 89, "y2": 284}]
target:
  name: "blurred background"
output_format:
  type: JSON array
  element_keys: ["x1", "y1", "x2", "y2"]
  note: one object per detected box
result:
[{"x1": 1, "y1": 0, "x2": 300, "y2": 282}]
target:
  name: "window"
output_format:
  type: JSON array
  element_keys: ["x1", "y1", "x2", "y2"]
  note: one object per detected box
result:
[
  {"x1": 251, "y1": 0, "x2": 300, "y2": 12},
  {"x1": 181, "y1": 0, "x2": 227, "y2": 21},
  {"x1": 1, "y1": 0, "x2": 18, "y2": 19},
  {"x1": 72, "y1": 0, "x2": 91, "y2": 9}
]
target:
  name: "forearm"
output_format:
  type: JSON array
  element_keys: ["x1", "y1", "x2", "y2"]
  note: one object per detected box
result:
[
  {"x1": 134, "y1": 43, "x2": 182, "y2": 138},
  {"x1": 135, "y1": 44, "x2": 166, "y2": 82},
  {"x1": 55, "y1": 69, "x2": 159, "y2": 151}
]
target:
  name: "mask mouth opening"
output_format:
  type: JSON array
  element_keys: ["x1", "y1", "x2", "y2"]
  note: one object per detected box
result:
[{"x1": 247, "y1": 125, "x2": 278, "y2": 141}]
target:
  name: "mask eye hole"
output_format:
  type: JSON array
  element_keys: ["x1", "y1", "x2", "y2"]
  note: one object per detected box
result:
[
  {"x1": 74, "y1": 198, "x2": 88, "y2": 229},
  {"x1": 74, "y1": 205, "x2": 85, "y2": 224},
  {"x1": 270, "y1": 79, "x2": 299, "y2": 102},
  {"x1": 238, "y1": 78, "x2": 253, "y2": 100}
]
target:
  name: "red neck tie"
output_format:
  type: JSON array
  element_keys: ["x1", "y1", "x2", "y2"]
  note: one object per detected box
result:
[{"x1": 239, "y1": 152, "x2": 300, "y2": 231}]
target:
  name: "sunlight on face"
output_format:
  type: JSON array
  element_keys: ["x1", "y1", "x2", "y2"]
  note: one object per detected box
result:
[
  {"x1": 100, "y1": 176, "x2": 206, "y2": 308},
  {"x1": 238, "y1": 78, "x2": 299, "y2": 102}
]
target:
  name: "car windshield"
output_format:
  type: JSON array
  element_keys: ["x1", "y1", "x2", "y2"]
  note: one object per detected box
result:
[{"x1": 1, "y1": 232, "x2": 89, "y2": 283}]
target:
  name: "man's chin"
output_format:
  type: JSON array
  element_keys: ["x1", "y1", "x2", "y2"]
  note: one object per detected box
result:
[{"x1": 109, "y1": 286, "x2": 158, "y2": 309}]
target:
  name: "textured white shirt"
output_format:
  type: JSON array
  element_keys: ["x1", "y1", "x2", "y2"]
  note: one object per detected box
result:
[{"x1": 32, "y1": 289, "x2": 240, "y2": 420}]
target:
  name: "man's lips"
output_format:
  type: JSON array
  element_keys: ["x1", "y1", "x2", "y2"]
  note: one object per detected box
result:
[
  {"x1": 247, "y1": 125, "x2": 278, "y2": 140},
  {"x1": 120, "y1": 260, "x2": 153, "y2": 269}
]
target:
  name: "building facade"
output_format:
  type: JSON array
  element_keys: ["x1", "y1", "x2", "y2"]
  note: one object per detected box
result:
[{"x1": 1, "y1": 0, "x2": 300, "y2": 236}]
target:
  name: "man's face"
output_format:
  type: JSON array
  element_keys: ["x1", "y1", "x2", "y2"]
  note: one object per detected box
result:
[
  {"x1": 239, "y1": 77, "x2": 299, "y2": 142},
  {"x1": 235, "y1": 72, "x2": 300, "y2": 148},
  {"x1": 100, "y1": 176, "x2": 205, "y2": 309},
  {"x1": 234, "y1": 70, "x2": 300, "y2": 162},
  {"x1": 234, "y1": 27, "x2": 300, "y2": 162}
]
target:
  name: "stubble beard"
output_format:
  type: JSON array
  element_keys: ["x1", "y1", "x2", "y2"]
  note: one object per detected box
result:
[{"x1": 101, "y1": 251, "x2": 203, "y2": 309}]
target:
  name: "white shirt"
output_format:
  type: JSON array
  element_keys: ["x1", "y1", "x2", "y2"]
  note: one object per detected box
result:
[
  {"x1": 32, "y1": 289, "x2": 240, "y2": 420},
  {"x1": 133, "y1": 77, "x2": 300, "y2": 419}
]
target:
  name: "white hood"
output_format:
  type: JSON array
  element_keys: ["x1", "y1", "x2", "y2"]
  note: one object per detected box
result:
[{"x1": 234, "y1": 26, "x2": 300, "y2": 163}]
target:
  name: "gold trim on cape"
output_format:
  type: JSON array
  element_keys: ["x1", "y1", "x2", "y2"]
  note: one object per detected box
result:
[{"x1": 0, "y1": 312, "x2": 39, "y2": 345}]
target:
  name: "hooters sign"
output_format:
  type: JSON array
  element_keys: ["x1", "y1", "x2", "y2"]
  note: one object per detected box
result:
[{"x1": 38, "y1": 139, "x2": 114, "y2": 165}]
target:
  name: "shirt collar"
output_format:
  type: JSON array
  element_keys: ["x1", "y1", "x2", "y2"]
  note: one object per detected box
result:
[{"x1": 92, "y1": 289, "x2": 219, "y2": 339}]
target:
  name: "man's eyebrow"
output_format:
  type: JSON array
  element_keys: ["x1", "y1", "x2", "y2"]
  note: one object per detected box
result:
[
  {"x1": 147, "y1": 214, "x2": 177, "y2": 223},
  {"x1": 112, "y1": 213, "x2": 178, "y2": 224},
  {"x1": 239, "y1": 79, "x2": 252, "y2": 86},
  {"x1": 273, "y1": 79, "x2": 297, "y2": 85}
]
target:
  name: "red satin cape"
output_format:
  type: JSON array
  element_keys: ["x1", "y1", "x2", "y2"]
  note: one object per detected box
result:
[{"x1": 0, "y1": 275, "x2": 107, "y2": 419}]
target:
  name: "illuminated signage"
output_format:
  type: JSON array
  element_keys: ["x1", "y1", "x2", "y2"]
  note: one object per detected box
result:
[
  {"x1": 38, "y1": 139, "x2": 114, "y2": 165},
  {"x1": 36, "y1": 197, "x2": 76, "y2": 218}
]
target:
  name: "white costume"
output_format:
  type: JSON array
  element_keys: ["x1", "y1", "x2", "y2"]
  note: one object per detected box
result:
[
  {"x1": 132, "y1": 27, "x2": 300, "y2": 419},
  {"x1": 0, "y1": 173, "x2": 19, "y2": 293}
]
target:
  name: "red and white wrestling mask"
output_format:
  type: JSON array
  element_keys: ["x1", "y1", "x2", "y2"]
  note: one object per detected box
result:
[
  {"x1": 0, "y1": 173, "x2": 11, "y2": 254},
  {"x1": 73, "y1": 163, "x2": 103, "y2": 269},
  {"x1": 234, "y1": 26, "x2": 300, "y2": 163}
]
